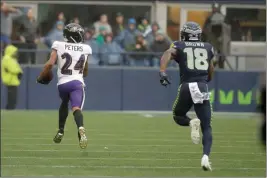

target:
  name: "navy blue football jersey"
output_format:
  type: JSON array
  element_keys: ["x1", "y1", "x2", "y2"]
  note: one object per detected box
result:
[{"x1": 171, "y1": 41, "x2": 214, "y2": 84}]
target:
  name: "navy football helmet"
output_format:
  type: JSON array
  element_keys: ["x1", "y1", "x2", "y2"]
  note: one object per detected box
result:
[
  {"x1": 63, "y1": 23, "x2": 85, "y2": 43},
  {"x1": 180, "y1": 22, "x2": 202, "y2": 41}
]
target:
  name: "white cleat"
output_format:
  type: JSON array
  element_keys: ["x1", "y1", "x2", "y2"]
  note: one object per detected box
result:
[
  {"x1": 189, "y1": 118, "x2": 201, "y2": 144},
  {"x1": 201, "y1": 154, "x2": 212, "y2": 171},
  {"x1": 78, "y1": 127, "x2": 88, "y2": 149}
]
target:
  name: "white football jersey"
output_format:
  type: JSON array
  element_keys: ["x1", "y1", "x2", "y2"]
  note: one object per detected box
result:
[{"x1": 52, "y1": 41, "x2": 92, "y2": 85}]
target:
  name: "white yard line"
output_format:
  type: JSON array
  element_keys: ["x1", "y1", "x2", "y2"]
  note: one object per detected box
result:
[
  {"x1": 2, "y1": 150, "x2": 265, "y2": 155},
  {"x1": 3, "y1": 143, "x2": 258, "y2": 148},
  {"x1": 0, "y1": 129, "x2": 258, "y2": 135},
  {"x1": 1, "y1": 133, "x2": 258, "y2": 139},
  {"x1": 2, "y1": 164, "x2": 265, "y2": 170},
  {"x1": 2, "y1": 110, "x2": 260, "y2": 116},
  {"x1": 1, "y1": 137, "x2": 259, "y2": 143},
  {"x1": 3, "y1": 156, "x2": 265, "y2": 162}
]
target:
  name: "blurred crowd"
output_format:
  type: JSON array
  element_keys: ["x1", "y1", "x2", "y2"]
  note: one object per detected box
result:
[
  {"x1": 2, "y1": 2, "x2": 261, "y2": 68},
  {"x1": 1, "y1": 2, "x2": 176, "y2": 67}
]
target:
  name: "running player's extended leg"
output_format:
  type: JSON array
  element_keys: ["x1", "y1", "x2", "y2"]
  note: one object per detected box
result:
[
  {"x1": 54, "y1": 87, "x2": 70, "y2": 143},
  {"x1": 173, "y1": 84, "x2": 201, "y2": 144},
  {"x1": 194, "y1": 100, "x2": 213, "y2": 171},
  {"x1": 72, "y1": 107, "x2": 87, "y2": 149},
  {"x1": 59, "y1": 101, "x2": 69, "y2": 132},
  {"x1": 53, "y1": 101, "x2": 69, "y2": 143},
  {"x1": 172, "y1": 84, "x2": 194, "y2": 127},
  {"x1": 69, "y1": 81, "x2": 87, "y2": 149}
]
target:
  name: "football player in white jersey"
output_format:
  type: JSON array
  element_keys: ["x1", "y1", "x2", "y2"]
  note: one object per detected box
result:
[{"x1": 37, "y1": 23, "x2": 92, "y2": 149}]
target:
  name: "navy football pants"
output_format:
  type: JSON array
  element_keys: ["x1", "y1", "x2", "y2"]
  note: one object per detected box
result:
[{"x1": 172, "y1": 82, "x2": 213, "y2": 156}]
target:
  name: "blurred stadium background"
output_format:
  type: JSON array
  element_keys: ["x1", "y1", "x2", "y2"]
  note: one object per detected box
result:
[{"x1": 1, "y1": 0, "x2": 266, "y2": 177}]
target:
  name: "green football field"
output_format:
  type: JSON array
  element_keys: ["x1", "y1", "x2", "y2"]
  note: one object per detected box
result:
[{"x1": 1, "y1": 110, "x2": 266, "y2": 177}]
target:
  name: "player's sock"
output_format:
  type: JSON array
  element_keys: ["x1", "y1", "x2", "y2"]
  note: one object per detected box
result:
[
  {"x1": 73, "y1": 109, "x2": 84, "y2": 128},
  {"x1": 173, "y1": 115, "x2": 191, "y2": 126},
  {"x1": 59, "y1": 102, "x2": 69, "y2": 131},
  {"x1": 202, "y1": 127, "x2": 212, "y2": 156}
]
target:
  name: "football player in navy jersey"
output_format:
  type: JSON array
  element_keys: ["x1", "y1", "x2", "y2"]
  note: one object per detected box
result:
[{"x1": 159, "y1": 22, "x2": 214, "y2": 171}]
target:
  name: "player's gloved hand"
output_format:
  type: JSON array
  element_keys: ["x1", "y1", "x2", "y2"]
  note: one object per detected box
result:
[
  {"x1": 36, "y1": 76, "x2": 50, "y2": 85},
  {"x1": 159, "y1": 71, "x2": 171, "y2": 86}
]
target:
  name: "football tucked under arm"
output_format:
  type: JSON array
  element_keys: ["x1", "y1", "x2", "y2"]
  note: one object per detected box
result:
[
  {"x1": 37, "y1": 49, "x2": 57, "y2": 84},
  {"x1": 39, "y1": 64, "x2": 53, "y2": 81}
]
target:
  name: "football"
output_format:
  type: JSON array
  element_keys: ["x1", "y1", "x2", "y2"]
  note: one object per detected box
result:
[{"x1": 43, "y1": 71, "x2": 53, "y2": 82}]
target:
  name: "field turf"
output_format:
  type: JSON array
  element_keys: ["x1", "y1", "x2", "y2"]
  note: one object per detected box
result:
[{"x1": 1, "y1": 110, "x2": 266, "y2": 177}]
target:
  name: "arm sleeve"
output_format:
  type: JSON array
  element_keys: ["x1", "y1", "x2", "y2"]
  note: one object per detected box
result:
[
  {"x1": 169, "y1": 42, "x2": 177, "y2": 49},
  {"x1": 85, "y1": 45, "x2": 92, "y2": 55},
  {"x1": 169, "y1": 42, "x2": 179, "y2": 53},
  {"x1": 51, "y1": 41, "x2": 59, "y2": 51},
  {"x1": 169, "y1": 41, "x2": 180, "y2": 61}
]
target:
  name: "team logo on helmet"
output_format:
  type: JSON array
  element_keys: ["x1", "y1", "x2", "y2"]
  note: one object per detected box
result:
[
  {"x1": 180, "y1": 22, "x2": 202, "y2": 41},
  {"x1": 63, "y1": 23, "x2": 85, "y2": 43}
]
